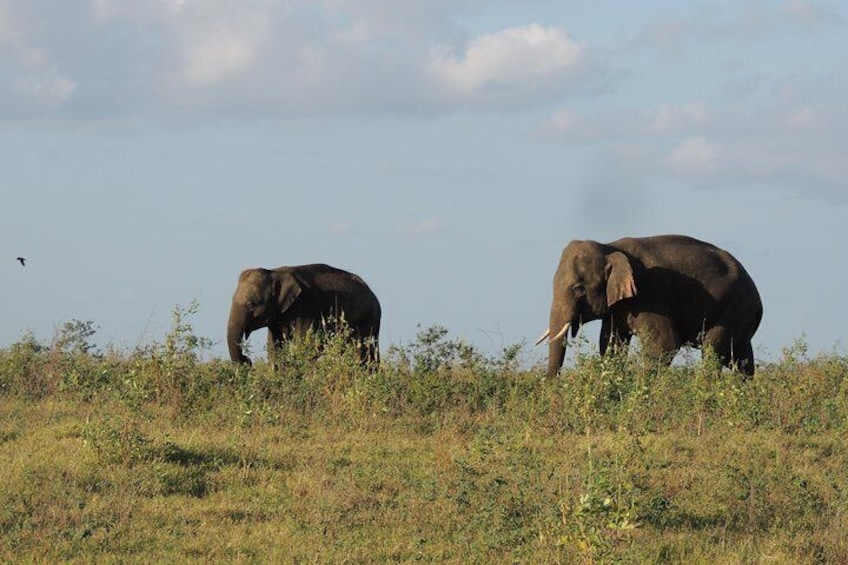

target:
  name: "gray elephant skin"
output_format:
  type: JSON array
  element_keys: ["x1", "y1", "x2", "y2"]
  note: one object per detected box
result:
[
  {"x1": 227, "y1": 264, "x2": 381, "y2": 366},
  {"x1": 537, "y1": 235, "x2": 763, "y2": 378}
]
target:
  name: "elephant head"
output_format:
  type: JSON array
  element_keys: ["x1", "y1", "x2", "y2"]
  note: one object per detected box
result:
[
  {"x1": 536, "y1": 240, "x2": 637, "y2": 377},
  {"x1": 227, "y1": 268, "x2": 302, "y2": 364}
]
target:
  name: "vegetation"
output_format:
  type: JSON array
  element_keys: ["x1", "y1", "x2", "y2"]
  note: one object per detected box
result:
[{"x1": 1, "y1": 304, "x2": 847, "y2": 563}]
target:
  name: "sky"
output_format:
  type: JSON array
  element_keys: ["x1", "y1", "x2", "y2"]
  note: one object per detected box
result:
[{"x1": 2, "y1": 0, "x2": 847, "y2": 365}]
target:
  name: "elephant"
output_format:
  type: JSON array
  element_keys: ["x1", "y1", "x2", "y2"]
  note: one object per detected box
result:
[
  {"x1": 227, "y1": 263, "x2": 381, "y2": 367},
  {"x1": 536, "y1": 235, "x2": 763, "y2": 378}
]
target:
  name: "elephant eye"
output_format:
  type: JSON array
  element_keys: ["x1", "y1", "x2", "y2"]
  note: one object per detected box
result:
[
  {"x1": 245, "y1": 300, "x2": 255, "y2": 310},
  {"x1": 572, "y1": 283, "x2": 586, "y2": 297}
]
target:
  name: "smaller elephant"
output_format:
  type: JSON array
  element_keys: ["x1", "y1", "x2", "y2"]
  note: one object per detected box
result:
[
  {"x1": 227, "y1": 264, "x2": 381, "y2": 367},
  {"x1": 537, "y1": 235, "x2": 763, "y2": 377}
]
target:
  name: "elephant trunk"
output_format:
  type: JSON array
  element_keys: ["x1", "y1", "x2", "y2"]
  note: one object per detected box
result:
[
  {"x1": 546, "y1": 307, "x2": 573, "y2": 378},
  {"x1": 548, "y1": 339, "x2": 566, "y2": 379},
  {"x1": 227, "y1": 304, "x2": 251, "y2": 365}
]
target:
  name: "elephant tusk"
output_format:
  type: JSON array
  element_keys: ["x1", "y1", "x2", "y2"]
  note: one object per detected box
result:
[
  {"x1": 534, "y1": 323, "x2": 571, "y2": 346},
  {"x1": 550, "y1": 322, "x2": 571, "y2": 344}
]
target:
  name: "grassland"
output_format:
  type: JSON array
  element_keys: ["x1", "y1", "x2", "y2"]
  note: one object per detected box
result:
[{"x1": 2, "y1": 307, "x2": 847, "y2": 563}]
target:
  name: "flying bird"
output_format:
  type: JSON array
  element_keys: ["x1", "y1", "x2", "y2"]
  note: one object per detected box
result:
[{"x1": 16, "y1": 257, "x2": 26, "y2": 267}]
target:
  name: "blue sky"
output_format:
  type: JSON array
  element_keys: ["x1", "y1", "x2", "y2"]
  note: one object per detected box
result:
[{"x1": 2, "y1": 0, "x2": 846, "y2": 363}]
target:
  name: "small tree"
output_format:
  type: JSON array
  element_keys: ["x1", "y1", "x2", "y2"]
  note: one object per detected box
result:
[{"x1": 54, "y1": 320, "x2": 99, "y2": 356}]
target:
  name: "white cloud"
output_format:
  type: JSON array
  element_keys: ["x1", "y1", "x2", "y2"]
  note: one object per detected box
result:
[
  {"x1": 160, "y1": 2, "x2": 275, "y2": 88},
  {"x1": 535, "y1": 2, "x2": 848, "y2": 201},
  {"x1": 331, "y1": 222, "x2": 354, "y2": 236},
  {"x1": 540, "y1": 108, "x2": 612, "y2": 142},
  {"x1": 330, "y1": 221, "x2": 369, "y2": 237},
  {"x1": 632, "y1": 0, "x2": 845, "y2": 56},
  {"x1": 432, "y1": 24, "x2": 585, "y2": 96},
  {"x1": 13, "y1": 71, "x2": 76, "y2": 105},
  {"x1": 179, "y1": 26, "x2": 263, "y2": 86},
  {"x1": 784, "y1": 105, "x2": 820, "y2": 130},
  {"x1": 0, "y1": 3, "x2": 78, "y2": 111},
  {"x1": 782, "y1": 0, "x2": 845, "y2": 27},
  {"x1": 543, "y1": 89, "x2": 848, "y2": 198},
  {"x1": 542, "y1": 103, "x2": 710, "y2": 142},
  {"x1": 86, "y1": 0, "x2": 181, "y2": 27},
  {"x1": 648, "y1": 102, "x2": 708, "y2": 136},
  {"x1": 1, "y1": 1, "x2": 602, "y2": 121},
  {"x1": 665, "y1": 137, "x2": 721, "y2": 175},
  {"x1": 401, "y1": 218, "x2": 442, "y2": 237}
]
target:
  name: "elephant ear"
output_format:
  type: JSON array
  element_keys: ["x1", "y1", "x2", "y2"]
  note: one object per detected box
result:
[
  {"x1": 274, "y1": 274, "x2": 303, "y2": 314},
  {"x1": 605, "y1": 251, "x2": 637, "y2": 307}
]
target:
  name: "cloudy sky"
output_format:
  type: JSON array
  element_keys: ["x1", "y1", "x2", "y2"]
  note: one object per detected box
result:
[{"x1": 2, "y1": 0, "x2": 846, "y2": 363}]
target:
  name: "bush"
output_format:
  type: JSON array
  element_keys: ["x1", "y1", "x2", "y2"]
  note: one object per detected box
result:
[
  {"x1": 0, "y1": 332, "x2": 51, "y2": 399},
  {"x1": 2, "y1": 314, "x2": 848, "y2": 439}
]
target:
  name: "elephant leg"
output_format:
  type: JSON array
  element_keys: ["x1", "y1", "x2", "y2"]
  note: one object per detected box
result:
[
  {"x1": 362, "y1": 334, "x2": 380, "y2": 371},
  {"x1": 290, "y1": 318, "x2": 314, "y2": 339},
  {"x1": 291, "y1": 319, "x2": 325, "y2": 361},
  {"x1": 734, "y1": 341, "x2": 755, "y2": 377},
  {"x1": 703, "y1": 326, "x2": 755, "y2": 376},
  {"x1": 369, "y1": 338, "x2": 380, "y2": 367},
  {"x1": 599, "y1": 316, "x2": 613, "y2": 355},
  {"x1": 599, "y1": 315, "x2": 631, "y2": 356},
  {"x1": 631, "y1": 312, "x2": 680, "y2": 364},
  {"x1": 349, "y1": 328, "x2": 367, "y2": 366},
  {"x1": 703, "y1": 299, "x2": 759, "y2": 376},
  {"x1": 266, "y1": 326, "x2": 284, "y2": 371},
  {"x1": 614, "y1": 330, "x2": 633, "y2": 356},
  {"x1": 351, "y1": 327, "x2": 378, "y2": 370}
]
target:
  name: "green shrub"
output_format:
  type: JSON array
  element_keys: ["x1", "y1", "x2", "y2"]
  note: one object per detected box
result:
[
  {"x1": 0, "y1": 332, "x2": 51, "y2": 399},
  {"x1": 4, "y1": 313, "x2": 848, "y2": 439},
  {"x1": 555, "y1": 451, "x2": 641, "y2": 562},
  {"x1": 83, "y1": 416, "x2": 155, "y2": 467}
]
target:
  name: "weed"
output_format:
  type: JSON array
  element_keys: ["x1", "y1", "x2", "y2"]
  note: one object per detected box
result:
[
  {"x1": 559, "y1": 456, "x2": 640, "y2": 559},
  {"x1": 83, "y1": 416, "x2": 154, "y2": 467}
]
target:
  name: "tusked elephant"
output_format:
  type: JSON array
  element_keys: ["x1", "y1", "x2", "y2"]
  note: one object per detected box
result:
[
  {"x1": 227, "y1": 263, "x2": 381, "y2": 367},
  {"x1": 536, "y1": 235, "x2": 763, "y2": 378}
]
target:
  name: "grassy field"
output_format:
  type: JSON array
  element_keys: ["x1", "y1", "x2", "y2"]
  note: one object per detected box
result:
[{"x1": 2, "y1": 307, "x2": 847, "y2": 563}]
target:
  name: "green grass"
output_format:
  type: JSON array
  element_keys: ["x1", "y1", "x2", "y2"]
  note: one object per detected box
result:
[{"x1": 1, "y1": 307, "x2": 847, "y2": 563}]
